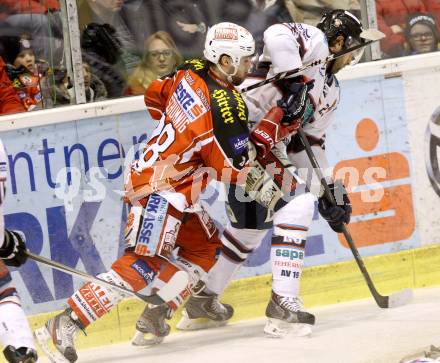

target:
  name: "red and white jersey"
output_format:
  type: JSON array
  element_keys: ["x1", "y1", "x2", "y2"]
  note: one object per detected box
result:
[
  {"x1": 125, "y1": 60, "x2": 250, "y2": 211},
  {"x1": 242, "y1": 22, "x2": 340, "y2": 141}
]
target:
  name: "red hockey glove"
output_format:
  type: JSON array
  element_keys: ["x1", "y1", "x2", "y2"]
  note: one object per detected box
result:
[{"x1": 250, "y1": 107, "x2": 301, "y2": 157}]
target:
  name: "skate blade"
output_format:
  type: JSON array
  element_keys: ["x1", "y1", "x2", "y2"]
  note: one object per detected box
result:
[
  {"x1": 176, "y1": 313, "x2": 227, "y2": 331},
  {"x1": 131, "y1": 331, "x2": 164, "y2": 346},
  {"x1": 398, "y1": 344, "x2": 440, "y2": 363},
  {"x1": 34, "y1": 326, "x2": 70, "y2": 363},
  {"x1": 264, "y1": 318, "x2": 312, "y2": 338},
  {"x1": 399, "y1": 358, "x2": 437, "y2": 363}
]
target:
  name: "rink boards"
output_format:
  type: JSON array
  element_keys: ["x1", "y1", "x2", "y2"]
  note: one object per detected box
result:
[{"x1": 1, "y1": 51, "x2": 440, "y2": 351}]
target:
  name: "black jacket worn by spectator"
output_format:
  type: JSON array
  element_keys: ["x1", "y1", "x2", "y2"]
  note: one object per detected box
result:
[{"x1": 81, "y1": 23, "x2": 125, "y2": 98}]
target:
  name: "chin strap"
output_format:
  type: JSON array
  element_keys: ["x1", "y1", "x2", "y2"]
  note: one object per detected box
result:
[{"x1": 215, "y1": 63, "x2": 238, "y2": 84}]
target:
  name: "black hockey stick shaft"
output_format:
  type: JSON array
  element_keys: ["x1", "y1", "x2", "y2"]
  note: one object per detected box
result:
[
  {"x1": 26, "y1": 251, "x2": 165, "y2": 305},
  {"x1": 241, "y1": 39, "x2": 376, "y2": 93},
  {"x1": 296, "y1": 128, "x2": 390, "y2": 308}
]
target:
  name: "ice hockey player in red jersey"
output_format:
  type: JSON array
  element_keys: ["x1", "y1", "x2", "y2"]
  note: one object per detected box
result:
[{"x1": 34, "y1": 21, "x2": 308, "y2": 362}]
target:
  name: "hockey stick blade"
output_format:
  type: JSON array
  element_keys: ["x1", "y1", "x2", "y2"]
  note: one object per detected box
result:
[
  {"x1": 341, "y1": 225, "x2": 413, "y2": 309},
  {"x1": 26, "y1": 251, "x2": 188, "y2": 305},
  {"x1": 297, "y1": 128, "x2": 412, "y2": 309},
  {"x1": 360, "y1": 28, "x2": 386, "y2": 41},
  {"x1": 387, "y1": 288, "x2": 413, "y2": 308},
  {"x1": 370, "y1": 288, "x2": 413, "y2": 309},
  {"x1": 241, "y1": 29, "x2": 385, "y2": 93}
]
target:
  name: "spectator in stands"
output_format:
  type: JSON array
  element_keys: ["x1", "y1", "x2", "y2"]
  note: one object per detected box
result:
[
  {"x1": 124, "y1": 31, "x2": 182, "y2": 96},
  {"x1": 405, "y1": 13, "x2": 439, "y2": 53},
  {"x1": 286, "y1": 0, "x2": 361, "y2": 25},
  {"x1": 52, "y1": 62, "x2": 108, "y2": 105},
  {"x1": 1, "y1": 34, "x2": 52, "y2": 110},
  {"x1": 1, "y1": 0, "x2": 63, "y2": 65},
  {"x1": 0, "y1": 28, "x2": 26, "y2": 114},
  {"x1": 272, "y1": 0, "x2": 302, "y2": 22},
  {"x1": 83, "y1": 61, "x2": 108, "y2": 101},
  {"x1": 79, "y1": 0, "x2": 139, "y2": 75},
  {"x1": 0, "y1": 5, "x2": 10, "y2": 22},
  {"x1": 81, "y1": 23, "x2": 125, "y2": 98},
  {"x1": 51, "y1": 67, "x2": 72, "y2": 105},
  {"x1": 376, "y1": 0, "x2": 427, "y2": 58},
  {"x1": 246, "y1": 0, "x2": 298, "y2": 52},
  {"x1": 422, "y1": 0, "x2": 440, "y2": 33},
  {"x1": 0, "y1": 56, "x2": 26, "y2": 115},
  {"x1": 174, "y1": 0, "x2": 296, "y2": 54}
]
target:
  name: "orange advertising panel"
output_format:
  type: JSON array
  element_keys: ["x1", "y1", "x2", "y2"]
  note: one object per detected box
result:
[{"x1": 334, "y1": 118, "x2": 415, "y2": 248}]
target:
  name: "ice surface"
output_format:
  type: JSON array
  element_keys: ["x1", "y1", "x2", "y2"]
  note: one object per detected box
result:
[{"x1": 39, "y1": 286, "x2": 440, "y2": 363}]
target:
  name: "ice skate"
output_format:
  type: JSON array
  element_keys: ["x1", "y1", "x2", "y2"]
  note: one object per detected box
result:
[
  {"x1": 176, "y1": 292, "x2": 233, "y2": 331},
  {"x1": 399, "y1": 345, "x2": 440, "y2": 362},
  {"x1": 132, "y1": 303, "x2": 172, "y2": 346},
  {"x1": 34, "y1": 308, "x2": 83, "y2": 363},
  {"x1": 264, "y1": 291, "x2": 315, "y2": 338}
]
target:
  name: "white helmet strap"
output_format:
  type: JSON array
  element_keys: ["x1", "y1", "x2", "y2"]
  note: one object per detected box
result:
[{"x1": 216, "y1": 58, "x2": 238, "y2": 83}]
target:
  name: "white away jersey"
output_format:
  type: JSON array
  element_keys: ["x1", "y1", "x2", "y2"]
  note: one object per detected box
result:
[{"x1": 242, "y1": 22, "x2": 340, "y2": 140}]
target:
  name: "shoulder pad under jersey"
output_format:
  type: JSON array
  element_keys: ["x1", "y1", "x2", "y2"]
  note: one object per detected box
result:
[{"x1": 178, "y1": 58, "x2": 209, "y2": 76}]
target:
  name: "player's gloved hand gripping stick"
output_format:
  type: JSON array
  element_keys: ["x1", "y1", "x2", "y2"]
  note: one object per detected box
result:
[{"x1": 296, "y1": 127, "x2": 413, "y2": 309}]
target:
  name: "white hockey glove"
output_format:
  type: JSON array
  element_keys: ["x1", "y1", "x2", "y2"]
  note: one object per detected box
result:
[{"x1": 245, "y1": 143, "x2": 304, "y2": 210}]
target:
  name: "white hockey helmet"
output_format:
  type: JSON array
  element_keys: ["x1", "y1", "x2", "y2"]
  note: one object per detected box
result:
[{"x1": 203, "y1": 22, "x2": 255, "y2": 69}]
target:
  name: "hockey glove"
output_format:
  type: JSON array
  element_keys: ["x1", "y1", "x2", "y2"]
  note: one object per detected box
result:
[
  {"x1": 250, "y1": 107, "x2": 301, "y2": 157},
  {"x1": 318, "y1": 181, "x2": 352, "y2": 233},
  {"x1": 277, "y1": 80, "x2": 315, "y2": 126},
  {"x1": 3, "y1": 346, "x2": 38, "y2": 363},
  {"x1": 0, "y1": 230, "x2": 28, "y2": 267}
]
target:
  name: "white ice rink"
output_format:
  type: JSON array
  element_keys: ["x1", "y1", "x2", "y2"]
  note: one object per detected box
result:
[{"x1": 40, "y1": 286, "x2": 440, "y2": 363}]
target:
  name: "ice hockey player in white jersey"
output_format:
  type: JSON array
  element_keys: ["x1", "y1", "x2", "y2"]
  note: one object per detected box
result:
[
  {"x1": 178, "y1": 10, "x2": 365, "y2": 337},
  {"x1": 0, "y1": 139, "x2": 38, "y2": 362}
]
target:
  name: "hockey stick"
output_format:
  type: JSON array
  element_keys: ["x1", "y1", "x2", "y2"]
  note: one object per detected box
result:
[
  {"x1": 241, "y1": 29, "x2": 385, "y2": 93},
  {"x1": 296, "y1": 127, "x2": 413, "y2": 308},
  {"x1": 26, "y1": 251, "x2": 188, "y2": 305}
]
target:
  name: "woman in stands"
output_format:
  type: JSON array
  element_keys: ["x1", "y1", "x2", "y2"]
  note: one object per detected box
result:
[{"x1": 124, "y1": 31, "x2": 182, "y2": 96}]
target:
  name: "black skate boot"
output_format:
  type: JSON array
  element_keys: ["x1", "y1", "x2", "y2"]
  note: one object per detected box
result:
[
  {"x1": 34, "y1": 308, "x2": 84, "y2": 363},
  {"x1": 132, "y1": 303, "x2": 172, "y2": 346},
  {"x1": 185, "y1": 291, "x2": 234, "y2": 321},
  {"x1": 264, "y1": 291, "x2": 315, "y2": 338},
  {"x1": 177, "y1": 289, "x2": 234, "y2": 331}
]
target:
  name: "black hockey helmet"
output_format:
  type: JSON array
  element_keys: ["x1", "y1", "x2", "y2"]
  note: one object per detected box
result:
[
  {"x1": 317, "y1": 9, "x2": 366, "y2": 66},
  {"x1": 317, "y1": 9, "x2": 364, "y2": 48}
]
